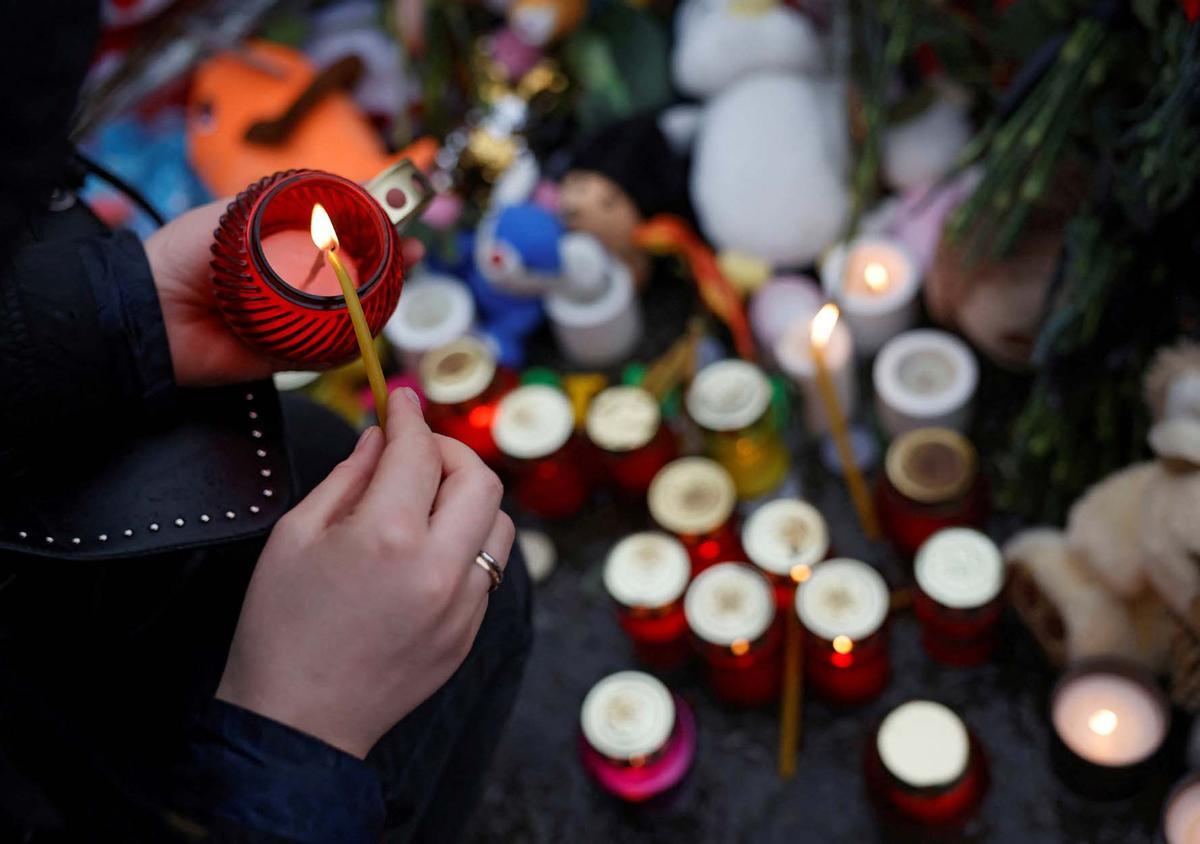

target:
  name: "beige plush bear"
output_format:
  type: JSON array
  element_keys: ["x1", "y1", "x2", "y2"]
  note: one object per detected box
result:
[{"x1": 1003, "y1": 342, "x2": 1200, "y2": 698}]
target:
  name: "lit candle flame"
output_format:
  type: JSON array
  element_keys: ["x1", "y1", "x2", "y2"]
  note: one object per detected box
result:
[
  {"x1": 863, "y1": 261, "x2": 889, "y2": 293},
  {"x1": 832, "y1": 635, "x2": 854, "y2": 654},
  {"x1": 731, "y1": 638, "x2": 750, "y2": 656},
  {"x1": 790, "y1": 563, "x2": 812, "y2": 584},
  {"x1": 310, "y1": 203, "x2": 339, "y2": 251},
  {"x1": 1088, "y1": 709, "x2": 1118, "y2": 736},
  {"x1": 810, "y1": 303, "x2": 840, "y2": 349}
]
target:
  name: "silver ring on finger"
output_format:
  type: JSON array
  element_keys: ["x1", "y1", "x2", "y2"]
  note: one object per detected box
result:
[{"x1": 473, "y1": 551, "x2": 503, "y2": 593}]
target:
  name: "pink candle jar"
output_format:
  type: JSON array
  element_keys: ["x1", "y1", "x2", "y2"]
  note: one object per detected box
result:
[
  {"x1": 864, "y1": 700, "x2": 989, "y2": 833},
  {"x1": 742, "y1": 498, "x2": 830, "y2": 612},
  {"x1": 211, "y1": 169, "x2": 406, "y2": 368},
  {"x1": 913, "y1": 528, "x2": 1006, "y2": 666},
  {"x1": 603, "y1": 532, "x2": 693, "y2": 670},
  {"x1": 493, "y1": 384, "x2": 590, "y2": 519},
  {"x1": 684, "y1": 563, "x2": 782, "y2": 707},
  {"x1": 586, "y1": 386, "x2": 678, "y2": 499},
  {"x1": 648, "y1": 457, "x2": 743, "y2": 576},
  {"x1": 420, "y1": 336, "x2": 517, "y2": 468},
  {"x1": 796, "y1": 558, "x2": 891, "y2": 706},
  {"x1": 876, "y1": 427, "x2": 988, "y2": 561},
  {"x1": 579, "y1": 671, "x2": 696, "y2": 803}
]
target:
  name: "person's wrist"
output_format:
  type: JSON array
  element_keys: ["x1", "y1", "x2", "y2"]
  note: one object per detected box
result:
[{"x1": 216, "y1": 673, "x2": 374, "y2": 760}]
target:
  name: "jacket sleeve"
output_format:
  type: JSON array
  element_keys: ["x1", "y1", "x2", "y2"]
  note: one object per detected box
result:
[
  {"x1": 171, "y1": 700, "x2": 386, "y2": 843},
  {"x1": 0, "y1": 226, "x2": 176, "y2": 477}
]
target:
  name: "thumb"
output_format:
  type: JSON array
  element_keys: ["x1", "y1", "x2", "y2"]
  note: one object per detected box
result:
[{"x1": 286, "y1": 426, "x2": 386, "y2": 528}]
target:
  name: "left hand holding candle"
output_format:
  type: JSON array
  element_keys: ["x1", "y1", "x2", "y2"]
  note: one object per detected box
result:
[{"x1": 147, "y1": 199, "x2": 423, "y2": 388}]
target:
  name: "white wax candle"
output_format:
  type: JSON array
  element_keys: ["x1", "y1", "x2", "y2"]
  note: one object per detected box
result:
[
  {"x1": 1051, "y1": 671, "x2": 1168, "y2": 767},
  {"x1": 383, "y1": 274, "x2": 475, "y2": 372},
  {"x1": 545, "y1": 262, "x2": 641, "y2": 367},
  {"x1": 821, "y1": 236, "x2": 920, "y2": 356},
  {"x1": 1165, "y1": 776, "x2": 1200, "y2": 844},
  {"x1": 775, "y1": 309, "x2": 857, "y2": 434},
  {"x1": 873, "y1": 329, "x2": 978, "y2": 439}
]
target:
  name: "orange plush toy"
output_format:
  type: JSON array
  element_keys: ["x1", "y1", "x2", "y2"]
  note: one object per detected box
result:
[{"x1": 187, "y1": 40, "x2": 435, "y2": 197}]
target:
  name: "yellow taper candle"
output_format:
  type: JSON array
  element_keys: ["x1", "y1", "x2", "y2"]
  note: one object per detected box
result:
[
  {"x1": 311, "y1": 203, "x2": 389, "y2": 431},
  {"x1": 811, "y1": 304, "x2": 880, "y2": 540},
  {"x1": 778, "y1": 609, "x2": 804, "y2": 778}
]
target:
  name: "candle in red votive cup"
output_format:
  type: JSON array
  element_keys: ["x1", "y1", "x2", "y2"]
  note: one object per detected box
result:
[
  {"x1": 742, "y1": 498, "x2": 830, "y2": 612},
  {"x1": 493, "y1": 384, "x2": 590, "y2": 519},
  {"x1": 211, "y1": 169, "x2": 406, "y2": 368},
  {"x1": 586, "y1": 386, "x2": 678, "y2": 499},
  {"x1": 604, "y1": 532, "x2": 693, "y2": 670},
  {"x1": 685, "y1": 562, "x2": 782, "y2": 707},
  {"x1": 913, "y1": 528, "x2": 1006, "y2": 667},
  {"x1": 579, "y1": 671, "x2": 696, "y2": 803},
  {"x1": 795, "y1": 558, "x2": 890, "y2": 706},
  {"x1": 864, "y1": 700, "x2": 989, "y2": 833},
  {"x1": 419, "y1": 336, "x2": 517, "y2": 468},
  {"x1": 876, "y1": 427, "x2": 988, "y2": 561},
  {"x1": 648, "y1": 457, "x2": 742, "y2": 575}
]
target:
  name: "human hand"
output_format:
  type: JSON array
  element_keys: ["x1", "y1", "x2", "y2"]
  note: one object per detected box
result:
[
  {"x1": 215, "y1": 387, "x2": 513, "y2": 758},
  {"x1": 145, "y1": 200, "x2": 425, "y2": 387}
]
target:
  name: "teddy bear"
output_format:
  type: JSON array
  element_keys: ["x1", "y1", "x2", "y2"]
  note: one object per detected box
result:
[
  {"x1": 1003, "y1": 341, "x2": 1200, "y2": 706},
  {"x1": 664, "y1": 0, "x2": 850, "y2": 269}
]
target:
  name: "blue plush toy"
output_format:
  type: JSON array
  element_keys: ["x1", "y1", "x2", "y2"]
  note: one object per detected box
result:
[{"x1": 449, "y1": 201, "x2": 566, "y2": 367}]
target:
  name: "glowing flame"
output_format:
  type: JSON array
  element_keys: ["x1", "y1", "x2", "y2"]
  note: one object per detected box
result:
[
  {"x1": 810, "y1": 303, "x2": 840, "y2": 349},
  {"x1": 730, "y1": 638, "x2": 750, "y2": 656},
  {"x1": 1088, "y1": 709, "x2": 1118, "y2": 736},
  {"x1": 790, "y1": 563, "x2": 812, "y2": 584},
  {"x1": 832, "y1": 635, "x2": 854, "y2": 654},
  {"x1": 310, "y1": 203, "x2": 339, "y2": 251},
  {"x1": 863, "y1": 262, "x2": 889, "y2": 292}
]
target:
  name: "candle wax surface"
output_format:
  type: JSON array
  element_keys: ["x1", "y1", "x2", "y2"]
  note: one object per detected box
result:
[
  {"x1": 261, "y1": 230, "x2": 362, "y2": 296},
  {"x1": 843, "y1": 242, "x2": 913, "y2": 299},
  {"x1": 897, "y1": 348, "x2": 958, "y2": 397},
  {"x1": 1166, "y1": 781, "x2": 1200, "y2": 844},
  {"x1": 1051, "y1": 672, "x2": 1167, "y2": 766}
]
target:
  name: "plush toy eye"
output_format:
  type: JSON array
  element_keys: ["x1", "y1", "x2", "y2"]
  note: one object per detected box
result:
[
  {"x1": 486, "y1": 240, "x2": 523, "y2": 281},
  {"x1": 191, "y1": 100, "x2": 216, "y2": 134}
]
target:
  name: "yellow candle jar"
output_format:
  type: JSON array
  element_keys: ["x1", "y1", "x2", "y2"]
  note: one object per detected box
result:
[{"x1": 685, "y1": 360, "x2": 789, "y2": 499}]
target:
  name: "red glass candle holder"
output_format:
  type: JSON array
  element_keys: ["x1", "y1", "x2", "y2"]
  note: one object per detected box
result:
[
  {"x1": 743, "y1": 498, "x2": 830, "y2": 612},
  {"x1": 420, "y1": 336, "x2": 517, "y2": 468},
  {"x1": 648, "y1": 457, "x2": 742, "y2": 576},
  {"x1": 912, "y1": 528, "x2": 1006, "y2": 666},
  {"x1": 494, "y1": 384, "x2": 590, "y2": 519},
  {"x1": 876, "y1": 427, "x2": 988, "y2": 562},
  {"x1": 604, "y1": 532, "x2": 693, "y2": 670},
  {"x1": 685, "y1": 563, "x2": 782, "y2": 707},
  {"x1": 211, "y1": 169, "x2": 405, "y2": 368},
  {"x1": 579, "y1": 672, "x2": 696, "y2": 803},
  {"x1": 586, "y1": 386, "x2": 678, "y2": 499},
  {"x1": 796, "y1": 558, "x2": 891, "y2": 706},
  {"x1": 864, "y1": 700, "x2": 989, "y2": 833}
]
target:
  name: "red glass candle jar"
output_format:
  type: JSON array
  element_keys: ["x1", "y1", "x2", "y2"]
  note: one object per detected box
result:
[
  {"x1": 876, "y1": 427, "x2": 988, "y2": 562},
  {"x1": 420, "y1": 336, "x2": 517, "y2": 468},
  {"x1": 685, "y1": 360, "x2": 789, "y2": 500},
  {"x1": 913, "y1": 528, "x2": 1006, "y2": 667},
  {"x1": 648, "y1": 457, "x2": 742, "y2": 575},
  {"x1": 796, "y1": 558, "x2": 891, "y2": 706},
  {"x1": 211, "y1": 169, "x2": 405, "y2": 368},
  {"x1": 579, "y1": 671, "x2": 696, "y2": 803},
  {"x1": 864, "y1": 700, "x2": 989, "y2": 833},
  {"x1": 742, "y1": 498, "x2": 830, "y2": 612},
  {"x1": 684, "y1": 563, "x2": 782, "y2": 707},
  {"x1": 586, "y1": 386, "x2": 678, "y2": 499},
  {"x1": 493, "y1": 384, "x2": 590, "y2": 519},
  {"x1": 604, "y1": 532, "x2": 693, "y2": 669}
]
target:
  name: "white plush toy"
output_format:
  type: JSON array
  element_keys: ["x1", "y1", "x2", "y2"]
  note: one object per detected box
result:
[{"x1": 667, "y1": 0, "x2": 850, "y2": 268}]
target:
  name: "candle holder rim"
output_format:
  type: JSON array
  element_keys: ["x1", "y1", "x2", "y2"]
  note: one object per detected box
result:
[
  {"x1": 885, "y1": 427, "x2": 977, "y2": 504},
  {"x1": 873, "y1": 328, "x2": 979, "y2": 417},
  {"x1": 820, "y1": 235, "x2": 921, "y2": 313},
  {"x1": 742, "y1": 497, "x2": 830, "y2": 576},
  {"x1": 250, "y1": 169, "x2": 393, "y2": 310}
]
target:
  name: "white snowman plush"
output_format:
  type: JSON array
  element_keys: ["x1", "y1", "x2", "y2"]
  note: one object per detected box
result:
[{"x1": 666, "y1": 0, "x2": 851, "y2": 269}]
